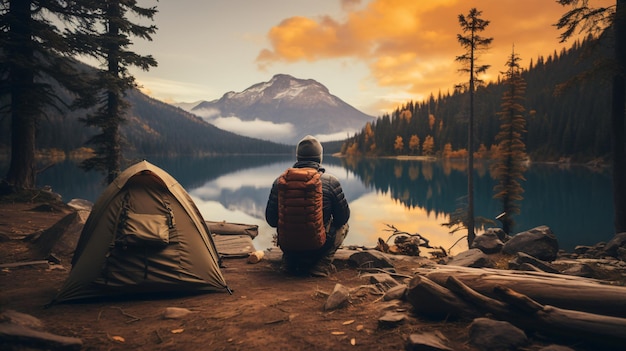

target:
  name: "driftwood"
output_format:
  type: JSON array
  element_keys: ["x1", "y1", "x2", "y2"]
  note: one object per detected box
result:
[
  {"x1": 413, "y1": 265, "x2": 626, "y2": 318},
  {"x1": 0, "y1": 323, "x2": 82, "y2": 350},
  {"x1": 444, "y1": 276, "x2": 626, "y2": 346},
  {"x1": 493, "y1": 285, "x2": 626, "y2": 346},
  {"x1": 407, "y1": 267, "x2": 626, "y2": 349},
  {"x1": 405, "y1": 275, "x2": 480, "y2": 320}
]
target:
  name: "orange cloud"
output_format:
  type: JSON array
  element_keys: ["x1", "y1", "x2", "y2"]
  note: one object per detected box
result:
[{"x1": 257, "y1": 0, "x2": 613, "y2": 111}]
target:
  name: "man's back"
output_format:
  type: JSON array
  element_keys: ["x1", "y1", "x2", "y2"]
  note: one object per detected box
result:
[{"x1": 264, "y1": 135, "x2": 350, "y2": 276}]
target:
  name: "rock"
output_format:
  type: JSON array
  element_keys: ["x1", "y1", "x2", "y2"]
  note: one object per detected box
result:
[
  {"x1": 375, "y1": 300, "x2": 403, "y2": 312},
  {"x1": 362, "y1": 273, "x2": 400, "y2": 290},
  {"x1": 348, "y1": 250, "x2": 395, "y2": 270},
  {"x1": 502, "y1": 226, "x2": 559, "y2": 261},
  {"x1": 324, "y1": 283, "x2": 350, "y2": 311},
  {"x1": 573, "y1": 245, "x2": 593, "y2": 255},
  {"x1": 485, "y1": 227, "x2": 509, "y2": 242},
  {"x1": 468, "y1": 318, "x2": 528, "y2": 351},
  {"x1": 560, "y1": 262, "x2": 595, "y2": 278},
  {"x1": 377, "y1": 311, "x2": 406, "y2": 328},
  {"x1": 618, "y1": 247, "x2": 626, "y2": 261},
  {"x1": 162, "y1": 307, "x2": 194, "y2": 319},
  {"x1": 406, "y1": 331, "x2": 454, "y2": 351},
  {"x1": 0, "y1": 310, "x2": 44, "y2": 330},
  {"x1": 603, "y1": 232, "x2": 626, "y2": 258},
  {"x1": 67, "y1": 198, "x2": 93, "y2": 211},
  {"x1": 472, "y1": 231, "x2": 504, "y2": 254},
  {"x1": 447, "y1": 248, "x2": 495, "y2": 268},
  {"x1": 383, "y1": 284, "x2": 407, "y2": 301},
  {"x1": 28, "y1": 210, "x2": 88, "y2": 258},
  {"x1": 509, "y1": 252, "x2": 560, "y2": 273}
]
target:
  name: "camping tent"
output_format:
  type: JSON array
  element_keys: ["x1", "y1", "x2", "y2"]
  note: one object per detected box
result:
[{"x1": 51, "y1": 161, "x2": 230, "y2": 304}]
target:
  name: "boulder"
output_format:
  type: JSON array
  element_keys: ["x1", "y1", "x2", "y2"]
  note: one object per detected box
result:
[
  {"x1": 324, "y1": 283, "x2": 350, "y2": 311},
  {"x1": 509, "y1": 252, "x2": 560, "y2": 273},
  {"x1": 348, "y1": 250, "x2": 395, "y2": 270},
  {"x1": 468, "y1": 318, "x2": 528, "y2": 351},
  {"x1": 472, "y1": 231, "x2": 504, "y2": 254},
  {"x1": 603, "y1": 232, "x2": 626, "y2": 258},
  {"x1": 377, "y1": 311, "x2": 406, "y2": 328},
  {"x1": 406, "y1": 331, "x2": 454, "y2": 351},
  {"x1": 382, "y1": 284, "x2": 407, "y2": 301},
  {"x1": 446, "y1": 248, "x2": 495, "y2": 268},
  {"x1": 502, "y1": 226, "x2": 559, "y2": 261}
]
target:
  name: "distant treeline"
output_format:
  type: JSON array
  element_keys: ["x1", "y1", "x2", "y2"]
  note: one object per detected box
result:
[
  {"x1": 341, "y1": 35, "x2": 612, "y2": 163},
  {"x1": 0, "y1": 76, "x2": 292, "y2": 157}
]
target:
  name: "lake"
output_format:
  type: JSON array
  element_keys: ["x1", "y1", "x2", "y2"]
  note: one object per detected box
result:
[{"x1": 13, "y1": 155, "x2": 615, "y2": 255}]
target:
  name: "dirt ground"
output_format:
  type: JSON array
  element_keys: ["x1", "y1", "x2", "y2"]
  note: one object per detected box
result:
[{"x1": 0, "y1": 198, "x2": 586, "y2": 351}]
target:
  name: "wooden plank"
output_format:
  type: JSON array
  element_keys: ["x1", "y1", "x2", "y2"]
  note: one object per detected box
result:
[{"x1": 213, "y1": 234, "x2": 255, "y2": 258}]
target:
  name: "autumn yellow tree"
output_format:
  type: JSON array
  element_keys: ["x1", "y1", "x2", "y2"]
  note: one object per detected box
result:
[
  {"x1": 409, "y1": 135, "x2": 420, "y2": 155},
  {"x1": 442, "y1": 143, "x2": 453, "y2": 159},
  {"x1": 400, "y1": 109, "x2": 412, "y2": 122},
  {"x1": 394, "y1": 135, "x2": 404, "y2": 154},
  {"x1": 363, "y1": 122, "x2": 374, "y2": 153},
  {"x1": 429, "y1": 114, "x2": 436, "y2": 130},
  {"x1": 422, "y1": 135, "x2": 435, "y2": 156}
]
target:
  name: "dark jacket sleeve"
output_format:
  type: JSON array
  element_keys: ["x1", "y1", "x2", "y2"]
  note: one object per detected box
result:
[
  {"x1": 323, "y1": 174, "x2": 350, "y2": 228},
  {"x1": 265, "y1": 178, "x2": 279, "y2": 228}
]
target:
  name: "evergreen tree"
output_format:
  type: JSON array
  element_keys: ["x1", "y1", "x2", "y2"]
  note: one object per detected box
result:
[
  {"x1": 493, "y1": 47, "x2": 527, "y2": 234},
  {"x1": 455, "y1": 7, "x2": 493, "y2": 246},
  {"x1": 0, "y1": 0, "x2": 90, "y2": 190},
  {"x1": 556, "y1": 0, "x2": 626, "y2": 234},
  {"x1": 77, "y1": 0, "x2": 157, "y2": 184}
]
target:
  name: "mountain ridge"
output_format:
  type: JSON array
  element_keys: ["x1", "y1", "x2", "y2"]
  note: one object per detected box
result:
[{"x1": 186, "y1": 74, "x2": 375, "y2": 144}]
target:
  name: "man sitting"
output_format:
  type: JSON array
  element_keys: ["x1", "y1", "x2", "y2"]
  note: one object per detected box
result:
[{"x1": 265, "y1": 135, "x2": 350, "y2": 276}]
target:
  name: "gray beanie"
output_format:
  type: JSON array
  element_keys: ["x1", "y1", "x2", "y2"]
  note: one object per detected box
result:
[{"x1": 296, "y1": 135, "x2": 323, "y2": 163}]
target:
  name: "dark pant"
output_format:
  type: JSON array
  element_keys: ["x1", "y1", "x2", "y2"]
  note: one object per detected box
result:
[{"x1": 282, "y1": 224, "x2": 349, "y2": 273}]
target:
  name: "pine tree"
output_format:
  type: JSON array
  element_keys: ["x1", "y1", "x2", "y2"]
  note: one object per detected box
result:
[
  {"x1": 556, "y1": 0, "x2": 626, "y2": 234},
  {"x1": 76, "y1": 0, "x2": 157, "y2": 184},
  {"x1": 0, "y1": 0, "x2": 91, "y2": 190},
  {"x1": 493, "y1": 47, "x2": 527, "y2": 234},
  {"x1": 456, "y1": 7, "x2": 493, "y2": 246}
]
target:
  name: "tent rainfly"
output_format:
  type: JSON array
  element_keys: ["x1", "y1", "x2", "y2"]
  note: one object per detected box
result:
[{"x1": 50, "y1": 161, "x2": 230, "y2": 304}]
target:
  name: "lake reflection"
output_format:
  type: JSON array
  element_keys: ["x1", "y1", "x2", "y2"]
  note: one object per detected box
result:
[{"x1": 19, "y1": 155, "x2": 615, "y2": 255}]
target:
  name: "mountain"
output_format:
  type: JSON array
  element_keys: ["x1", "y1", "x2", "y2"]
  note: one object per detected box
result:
[
  {"x1": 189, "y1": 74, "x2": 375, "y2": 144},
  {"x1": 0, "y1": 76, "x2": 292, "y2": 157}
]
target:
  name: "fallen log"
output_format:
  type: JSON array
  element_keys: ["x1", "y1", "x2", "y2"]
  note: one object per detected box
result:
[
  {"x1": 413, "y1": 266, "x2": 626, "y2": 318},
  {"x1": 405, "y1": 275, "x2": 480, "y2": 320},
  {"x1": 415, "y1": 276, "x2": 626, "y2": 349},
  {"x1": 494, "y1": 285, "x2": 626, "y2": 349},
  {"x1": 0, "y1": 323, "x2": 82, "y2": 350}
]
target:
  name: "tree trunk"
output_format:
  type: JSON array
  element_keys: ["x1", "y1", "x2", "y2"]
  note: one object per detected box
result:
[
  {"x1": 612, "y1": 0, "x2": 626, "y2": 233},
  {"x1": 413, "y1": 265, "x2": 626, "y2": 318},
  {"x1": 5, "y1": 0, "x2": 37, "y2": 189}
]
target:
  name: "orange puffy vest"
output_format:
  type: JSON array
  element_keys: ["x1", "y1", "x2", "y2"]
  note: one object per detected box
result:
[{"x1": 277, "y1": 167, "x2": 326, "y2": 251}]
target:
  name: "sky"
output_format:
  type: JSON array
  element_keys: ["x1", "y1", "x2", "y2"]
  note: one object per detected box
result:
[{"x1": 127, "y1": 0, "x2": 611, "y2": 118}]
